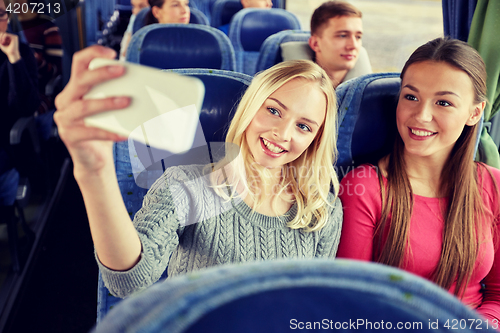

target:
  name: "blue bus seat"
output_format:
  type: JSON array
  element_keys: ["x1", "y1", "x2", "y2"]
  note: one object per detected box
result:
[
  {"x1": 211, "y1": 0, "x2": 287, "y2": 30},
  {"x1": 228, "y1": 8, "x2": 301, "y2": 75},
  {"x1": 210, "y1": 0, "x2": 242, "y2": 28},
  {"x1": 190, "y1": 7, "x2": 210, "y2": 25},
  {"x1": 131, "y1": 7, "x2": 149, "y2": 34},
  {"x1": 115, "y1": 0, "x2": 132, "y2": 11},
  {"x1": 96, "y1": 69, "x2": 253, "y2": 322},
  {"x1": 255, "y1": 29, "x2": 309, "y2": 73},
  {"x1": 189, "y1": 0, "x2": 216, "y2": 22},
  {"x1": 335, "y1": 73, "x2": 401, "y2": 180},
  {"x1": 93, "y1": 259, "x2": 493, "y2": 332},
  {"x1": 126, "y1": 24, "x2": 236, "y2": 71},
  {"x1": 272, "y1": 0, "x2": 285, "y2": 8}
]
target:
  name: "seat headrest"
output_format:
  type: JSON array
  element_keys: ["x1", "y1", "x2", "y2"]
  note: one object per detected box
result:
[
  {"x1": 189, "y1": 7, "x2": 209, "y2": 25},
  {"x1": 351, "y1": 77, "x2": 400, "y2": 167},
  {"x1": 220, "y1": 1, "x2": 243, "y2": 26},
  {"x1": 336, "y1": 74, "x2": 401, "y2": 174},
  {"x1": 238, "y1": 9, "x2": 301, "y2": 51},
  {"x1": 281, "y1": 41, "x2": 314, "y2": 62},
  {"x1": 139, "y1": 26, "x2": 224, "y2": 69}
]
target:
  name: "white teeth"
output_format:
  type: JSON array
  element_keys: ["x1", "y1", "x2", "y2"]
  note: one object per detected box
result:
[
  {"x1": 411, "y1": 129, "x2": 435, "y2": 137},
  {"x1": 262, "y1": 138, "x2": 285, "y2": 153}
]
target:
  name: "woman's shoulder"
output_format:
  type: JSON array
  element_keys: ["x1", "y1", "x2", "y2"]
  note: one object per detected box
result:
[
  {"x1": 326, "y1": 191, "x2": 342, "y2": 212},
  {"x1": 474, "y1": 163, "x2": 500, "y2": 221},
  {"x1": 148, "y1": 164, "x2": 209, "y2": 195},
  {"x1": 338, "y1": 164, "x2": 382, "y2": 204},
  {"x1": 477, "y1": 162, "x2": 500, "y2": 179},
  {"x1": 163, "y1": 164, "x2": 207, "y2": 180}
]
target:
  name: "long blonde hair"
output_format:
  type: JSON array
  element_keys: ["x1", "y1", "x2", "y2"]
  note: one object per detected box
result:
[
  {"x1": 209, "y1": 60, "x2": 339, "y2": 232},
  {"x1": 376, "y1": 37, "x2": 492, "y2": 296}
]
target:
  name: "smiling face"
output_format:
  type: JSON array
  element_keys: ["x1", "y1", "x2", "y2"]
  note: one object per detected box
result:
[
  {"x1": 309, "y1": 15, "x2": 363, "y2": 75},
  {"x1": 397, "y1": 60, "x2": 484, "y2": 163},
  {"x1": 244, "y1": 78, "x2": 327, "y2": 171},
  {"x1": 152, "y1": 0, "x2": 190, "y2": 24}
]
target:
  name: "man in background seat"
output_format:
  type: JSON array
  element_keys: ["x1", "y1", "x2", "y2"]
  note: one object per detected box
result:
[{"x1": 308, "y1": 1, "x2": 367, "y2": 88}]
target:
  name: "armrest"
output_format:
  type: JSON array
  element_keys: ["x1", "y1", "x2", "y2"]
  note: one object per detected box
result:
[
  {"x1": 45, "y1": 74, "x2": 63, "y2": 97},
  {"x1": 10, "y1": 117, "x2": 41, "y2": 155}
]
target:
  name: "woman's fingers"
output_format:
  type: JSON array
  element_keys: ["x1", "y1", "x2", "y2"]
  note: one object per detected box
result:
[
  {"x1": 54, "y1": 96, "x2": 130, "y2": 147},
  {"x1": 56, "y1": 65, "x2": 126, "y2": 110},
  {"x1": 70, "y1": 45, "x2": 116, "y2": 80},
  {"x1": 66, "y1": 65, "x2": 126, "y2": 102},
  {"x1": 55, "y1": 96, "x2": 130, "y2": 124},
  {"x1": 55, "y1": 45, "x2": 124, "y2": 110},
  {"x1": 58, "y1": 125, "x2": 127, "y2": 145}
]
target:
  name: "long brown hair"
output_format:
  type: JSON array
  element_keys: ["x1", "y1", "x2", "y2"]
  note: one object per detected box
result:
[{"x1": 376, "y1": 37, "x2": 489, "y2": 296}]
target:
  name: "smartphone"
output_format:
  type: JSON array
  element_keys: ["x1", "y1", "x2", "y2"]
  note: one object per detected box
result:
[{"x1": 83, "y1": 58, "x2": 205, "y2": 154}]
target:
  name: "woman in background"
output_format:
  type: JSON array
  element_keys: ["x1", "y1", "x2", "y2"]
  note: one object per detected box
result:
[
  {"x1": 120, "y1": 0, "x2": 189, "y2": 60},
  {"x1": 145, "y1": 0, "x2": 190, "y2": 25}
]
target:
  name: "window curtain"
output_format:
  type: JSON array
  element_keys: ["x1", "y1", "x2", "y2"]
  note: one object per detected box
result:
[
  {"x1": 442, "y1": 0, "x2": 477, "y2": 41},
  {"x1": 468, "y1": 0, "x2": 500, "y2": 168}
]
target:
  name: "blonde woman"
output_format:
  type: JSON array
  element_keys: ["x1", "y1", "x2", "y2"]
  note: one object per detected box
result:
[
  {"x1": 338, "y1": 38, "x2": 500, "y2": 321},
  {"x1": 54, "y1": 46, "x2": 342, "y2": 298}
]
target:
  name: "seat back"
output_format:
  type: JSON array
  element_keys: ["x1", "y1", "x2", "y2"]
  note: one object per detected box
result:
[
  {"x1": 127, "y1": 24, "x2": 236, "y2": 71},
  {"x1": 335, "y1": 73, "x2": 401, "y2": 180},
  {"x1": 255, "y1": 30, "x2": 309, "y2": 73},
  {"x1": 115, "y1": 0, "x2": 132, "y2": 11},
  {"x1": 210, "y1": 0, "x2": 243, "y2": 28},
  {"x1": 190, "y1": 7, "x2": 210, "y2": 25},
  {"x1": 272, "y1": 0, "x2": 285, "y2": 8},
  {"x1": 211, "y1": 0, "x2": 287, "y2": 28},
  {"x1": 94, "y1": 259, "x2": 491, "y2": 332},
  {"x1": 228, "y1": 8, "x2": 301, "y2": 74},
  {"x1": 97, "y1": 69, "x2": 252, "y2": 322},
  {"x1": 132, "y1": 7, "x2": 149, "y2": 34},
  {"x1": 189, "y1": 0, "x2": 217, "y2": 22}
]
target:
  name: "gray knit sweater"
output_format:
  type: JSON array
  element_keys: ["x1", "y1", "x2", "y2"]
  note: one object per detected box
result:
[{"x1": 98, "y1": 165, "x2": 343, "y2": 298}]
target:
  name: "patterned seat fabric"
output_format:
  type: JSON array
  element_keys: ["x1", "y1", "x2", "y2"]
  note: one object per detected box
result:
[
  {"x1": 228, "y1": 8, "x2": 301, "y2": 75},
  {"x1": 127, "y1": 24, "x2": 236, "y2": 71},
  {"x1": 94, "y1": 259, "x2": 492, "y2": 332},
  {"x1": 255, "y1": 30, "x2": 310, "y2": 73},
  {"x1": 335, "y1": 73, "x2": 401, "y2": 180}
]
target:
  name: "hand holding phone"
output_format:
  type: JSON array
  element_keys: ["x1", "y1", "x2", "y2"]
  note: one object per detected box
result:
[{"x1": 83, "y1": 58, "x2": 205, "y2": 153}]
